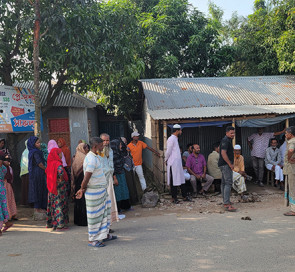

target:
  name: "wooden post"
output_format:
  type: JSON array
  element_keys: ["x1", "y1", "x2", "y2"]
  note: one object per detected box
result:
[
  {"x1": 156, "y1": 120, "x2": 160, "y2": 151},
  {"x1": 286, "y1": 118, "x2": 289, "y2": 128},
  {"x1": 232, "y1": 118, "x2": 236, "y2": 146},
  {"x1": 33, "y1": 0, "x2": 42, "y2": 140},
  {"x1": 163, "y1": 121, "x2": 168, "y2": 190}
]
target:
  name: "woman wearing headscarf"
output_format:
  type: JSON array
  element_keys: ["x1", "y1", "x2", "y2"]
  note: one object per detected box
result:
[
  {"x1": 48, "y1": 140, "x2": 67, "y2": 167},
  {"x1": 28, "y1": 136, "x2": 48, "y2": 219},
  {"x1": 57, "y1": 138, "x2": 71, "y2": 196},
  {"x1": 110, "y1": 138, "x2": 131, "y2": 212},
  {"x1": 57, "y1": 138, "x2": 71, "y2": 169},
  {"x1": 0, "y1": 138, "x2": 17, "y2": 220},
  {"x1": 71, "y1": 143, "x2": 89, "y2": 226},
  {"x1": 41, "y1": 143, "x2": 48, "y2": 164},
  {"x1": 0, "y1": 151, "x2": 13, "y2": 236},
  {"x1": 20, "y1": 140, "x2": 30, "y2": 206},
  {"x1": 46, "y1": 148, "x2": 69, "y2": 231},
  {"x1": 121, "y1": 137, "x2": 139, "y2": 205},
  {"x1": 0, "y1": 138, "x2": 11, "y2": 158},
  {"x1": 3, "y1": 160, "x2": 17, "y2": 220}
]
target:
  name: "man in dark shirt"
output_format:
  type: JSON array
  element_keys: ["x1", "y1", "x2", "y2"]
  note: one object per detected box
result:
[{"x1": 218, "y1": 126, "x2": 236, "y2": 212}]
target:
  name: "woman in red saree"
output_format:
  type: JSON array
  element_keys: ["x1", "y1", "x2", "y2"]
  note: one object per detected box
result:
[{"x1": 46, "y1": 148, "x2": 69, "y2": 231}]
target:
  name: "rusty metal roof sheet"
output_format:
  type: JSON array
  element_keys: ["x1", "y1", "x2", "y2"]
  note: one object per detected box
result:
[
  {"x1": 147, "y1": 105, "x2": 295, "y2": 120},
  {"x1": 13, "y1": 81, "x2": 97, "y2": 108},
  {"x1": 140, "y1": 76, "x2": 295, "y2": 120},
  {"x1": 140, "y1": 75, "x2": 295, "y2": 110}
]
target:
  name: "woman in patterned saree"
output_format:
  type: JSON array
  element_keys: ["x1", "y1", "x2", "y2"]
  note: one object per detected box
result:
[
  {"x1": 46, "y1": 148, "x2": 69, "y2": 231},
  {"x1": 0, "y1": 151, "x2": 13, "y2": 236}
]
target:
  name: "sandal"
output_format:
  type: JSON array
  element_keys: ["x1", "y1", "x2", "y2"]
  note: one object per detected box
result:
[
  {"x1": 172, "y1": 199, "x2": 180, "y2": 204},
  {"x1": 103, "y1": 234, "x2": 118, "y2": 242},
  {"x1": 284, "y1": 211, "x2": 295, "y2": 216},
  {"x1": 88, "y1": 241, "x2": 106, "y2": 247},
  {"x1": 183, "y1": 197, "x2": 194, "y2": 202},
  {"x1": 55, "y1": 227, "x2": 69, "y2": 232},
  {"x1": 2, "y1": 223, "x2": 13, "y2": 232},
  {"x1": 224, "y1": 205, "x2": 237, "y2": 212}
]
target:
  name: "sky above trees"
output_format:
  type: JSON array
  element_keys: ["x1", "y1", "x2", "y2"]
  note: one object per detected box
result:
[{"x1": 190, "y1": 0, "x2": 255, "y2": 19}]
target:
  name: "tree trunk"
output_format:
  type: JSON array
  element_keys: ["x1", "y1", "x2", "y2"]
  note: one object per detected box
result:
[{"x1": 33, "y1": 0, "x2": 42, "y2": 141}]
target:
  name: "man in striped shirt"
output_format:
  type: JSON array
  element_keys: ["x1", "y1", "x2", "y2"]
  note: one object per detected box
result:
[{"x1": 248, "y1": 127, "x2": 285, "y2": 187}]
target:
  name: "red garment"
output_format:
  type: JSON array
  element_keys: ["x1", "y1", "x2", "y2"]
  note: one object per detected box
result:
[
  {"x1": 58, "y1": 138, "x2": 71, "y2": 167},
  {"x1": 46, "y1": 148, "x2": 68, "y2": 195}
]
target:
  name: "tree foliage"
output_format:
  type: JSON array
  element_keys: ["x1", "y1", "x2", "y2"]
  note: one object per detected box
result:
[
  {"x1": 140, "y1": 0, "x2": 234, "y2": 78},
  {"x1": 227, "y1": 0, "x2": 295, "y2": 76},
  {"x1": 0, "y1": 0, "x2": 237, "y2": 118}
]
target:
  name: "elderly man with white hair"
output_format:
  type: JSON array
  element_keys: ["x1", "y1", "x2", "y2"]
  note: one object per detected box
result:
[
  {"x1": 99, "y1": 133, "x2": 119, "y2": 225},
  {"x1": 233, "y1": 145, "x2": 248, "y2": 200}
]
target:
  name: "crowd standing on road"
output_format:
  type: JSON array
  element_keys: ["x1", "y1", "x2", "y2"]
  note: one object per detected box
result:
[{"x1": 1, "y1": 125, "x2": 295, "y2": 244}]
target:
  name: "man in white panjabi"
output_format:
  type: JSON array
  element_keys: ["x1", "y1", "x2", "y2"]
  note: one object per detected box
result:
[
  {"x1": 99, "y1": 133, "x2": 119, "y2": 224},
  {"x1": 165, "y1": 124, "x2": 193, "y2": 204}
]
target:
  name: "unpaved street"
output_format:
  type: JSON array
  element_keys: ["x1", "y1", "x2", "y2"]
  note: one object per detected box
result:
[{"x1": 1, "y1": 185, "x2": 293, "y2": 272}]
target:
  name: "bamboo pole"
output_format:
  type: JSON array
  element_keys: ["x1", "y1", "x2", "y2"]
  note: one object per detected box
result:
[
  {"x1": 163, "y1": 121, "x2": 168, "y2": 190},
  {"x1": 33, "y1": 0, "x2": 42, "y2": 140},
  {"x1": 232, "y1": 118, "x2": 236, "y2": 146}
]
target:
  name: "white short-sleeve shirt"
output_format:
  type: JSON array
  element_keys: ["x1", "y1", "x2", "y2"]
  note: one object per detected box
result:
[{"x1": 83, "y1": 151, "x2": 107, "y2": 187}]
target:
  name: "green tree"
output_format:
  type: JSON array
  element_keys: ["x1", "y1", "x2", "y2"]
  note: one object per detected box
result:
[
  {"x1": 140, "y1": 0, "x2": 234, "y2": 79},
  {"x1": 0, "y1": 0, "x2": 31, "y2": 85},
  {"x1": 226, "y1": 0, "x2": 279, "y2": 76}
]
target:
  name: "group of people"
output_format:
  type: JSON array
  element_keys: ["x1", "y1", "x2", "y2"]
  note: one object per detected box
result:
[
  {"x1": 73, "y1": 132, "x2": 159, "y2": 247},
  {"x1": 2, "y1": 123, "x2": 295, "y2": 240},
  {"x1": 0, "y1": 131, "x2": 160, "y2": 246},
  {"x1": 165, "y1": 124, "x2": 295, "y2": 214}
]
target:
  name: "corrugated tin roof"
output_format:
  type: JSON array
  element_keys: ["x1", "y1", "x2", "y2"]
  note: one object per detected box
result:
[
  {"x1": 148, "y1": 105, "x2": 295, "y2": 120},
  {"x1": 13, "y1": 81, "x2": 97, "y2": 108},
  {"x1": 141, "y1": 75, "x2": 295, "y2": 109},
  {"x1": 140, "y1": 75, "x2": 295, "y2": 120}
]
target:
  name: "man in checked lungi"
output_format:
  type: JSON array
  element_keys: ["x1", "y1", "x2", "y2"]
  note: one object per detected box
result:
[{"x1": 76, "y1": 137, "x2": 117, "y2": 247}]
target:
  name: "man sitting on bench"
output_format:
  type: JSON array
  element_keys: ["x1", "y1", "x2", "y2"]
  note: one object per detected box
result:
[
  {"x1": 265, "y1": 138, "x2": 284, "y2": 190},
  {"x1": 186, "y1": 144, "x2": 214, "y2": 197}
]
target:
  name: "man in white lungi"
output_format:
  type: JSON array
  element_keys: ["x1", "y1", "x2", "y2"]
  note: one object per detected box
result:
[{"x1": 165, "y1": 124, "x2": 193, "y2": 204}]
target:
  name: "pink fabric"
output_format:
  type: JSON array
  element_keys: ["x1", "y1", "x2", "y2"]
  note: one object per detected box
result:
[
  {"x1": 4, "y1": 180, "x2": 17, "y2": 218},
  {"x1": 48, "y1": 140, "x2": 67, "y2": 167}
]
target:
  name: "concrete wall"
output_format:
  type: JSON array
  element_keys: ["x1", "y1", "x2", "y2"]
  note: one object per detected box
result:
[
  {"x1": 69, "y1": 108, "x2": 89, "y2": 155},
  {"x1": 87, "y1": 108, "x2": 99, "y2": 138},
  {"x1": 142, "y1": 99, "x2": 153, "y2": 170}
]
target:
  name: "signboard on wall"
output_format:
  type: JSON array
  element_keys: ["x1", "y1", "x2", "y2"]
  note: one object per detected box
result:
[{"x1": 0, "y1": 85, "x2": 43, "y2": 133}]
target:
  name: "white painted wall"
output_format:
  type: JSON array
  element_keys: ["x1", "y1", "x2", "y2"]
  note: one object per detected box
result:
[
  {"x1": 142, "y1": 99, "x2": 153, "y2": 170},
  {"x1": 69, "y1": 108, "x2": 89, "y2": 155}
]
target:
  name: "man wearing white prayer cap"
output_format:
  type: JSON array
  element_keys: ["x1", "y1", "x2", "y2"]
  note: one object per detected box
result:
[
  {"x1": 233, "y1": 144, "x2": 250, "y2": 201},
  {"x1": 165, "y1": 124, "x2": 193, "y2": 203}
]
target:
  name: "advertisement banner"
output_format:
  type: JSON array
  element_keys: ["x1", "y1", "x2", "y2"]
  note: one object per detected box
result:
[{"x1": 0, "y1": 85, "x2": 43, "y2": 133}]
